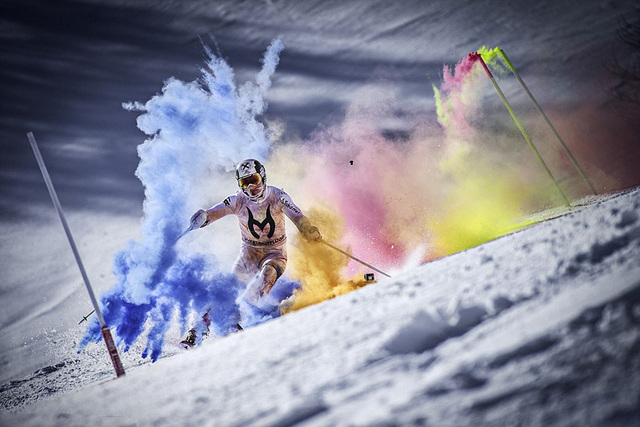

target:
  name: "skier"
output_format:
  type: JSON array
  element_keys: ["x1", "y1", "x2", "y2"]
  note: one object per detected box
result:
[{"x1": 181, "y1": 158, "x2": 322, "y2": 347}]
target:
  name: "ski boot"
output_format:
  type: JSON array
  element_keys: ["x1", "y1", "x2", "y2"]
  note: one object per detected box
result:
[
  {"x1": 180, "y1": 328, "x2": 197, "y2": 349},
  {"x1": 180, "y1": 309, "x2": 212, "y2": 349}
]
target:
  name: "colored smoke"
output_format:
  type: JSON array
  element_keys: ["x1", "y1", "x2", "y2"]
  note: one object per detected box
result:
[
  {"x1": 279, "y1": 45, "x2": 583, "y2": 307},
  {"x1": 80, "y1": 38, "x2": 288, "y2": 361},
  {"x1": 295, "y1": 53, "x2": 552, "y2": 262},
  {"x1": 283, "y1": 205, "x2": 365, "y2": 312},
  {"x1": 83, "y1": 40, "x2": 609, "y2": 357}
]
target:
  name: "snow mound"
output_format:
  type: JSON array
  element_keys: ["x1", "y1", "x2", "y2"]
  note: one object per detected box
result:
[
  {"x1": 384, "y1": 304, "x2": 488, "y2": 355},
  {"x1": 1, "y1": 188, "x2": 640, "y2": 426}
]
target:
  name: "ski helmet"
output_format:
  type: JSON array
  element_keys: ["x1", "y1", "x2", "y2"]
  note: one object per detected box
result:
[{"x1": 235, "y1": 159, "x2": 267, "y2": 200}]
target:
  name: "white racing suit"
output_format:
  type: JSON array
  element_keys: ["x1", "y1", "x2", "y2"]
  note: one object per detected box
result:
[{"x1": 203, "y1": 185, "x2": 312, "y2": 310}]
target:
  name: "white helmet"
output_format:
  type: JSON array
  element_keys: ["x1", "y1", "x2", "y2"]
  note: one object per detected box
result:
[{"x1": 235, "y1": 159, "x2": 267, "y2": 201}]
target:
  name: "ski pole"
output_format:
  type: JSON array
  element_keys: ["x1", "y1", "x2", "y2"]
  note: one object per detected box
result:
[
  {"x1": 178, "y1": 219, "x2": 205, "y2": 240},
  {"x1": 321, "y1": 240, "x2": 391, "y2": 278},
  {"x1": 497, "y1": 48, "x2": 597, "y2": 195},
  {"x1": 78, "y1": 309, "x2": 95, "y2": 325},
  {"x1": 471, "y1": 53, "x2": 571, "y2": 207},
  {"x1": 178, "y1": 210, "x2": 209, "y2": 240},
  {"x1": 177, "y1": 225, "x2": 195, "y2": 241},
  {"x1": 27, "y1": 132, "x2": 125, "y2": 378}
]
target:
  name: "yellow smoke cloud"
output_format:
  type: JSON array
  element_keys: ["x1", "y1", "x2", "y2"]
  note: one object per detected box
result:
[
  {"x1": 281, "y1": 205, "x2": 369, "y2": 313},
  {"x1": 425, "y1": 153, "x2": 537, "y2": 257}
]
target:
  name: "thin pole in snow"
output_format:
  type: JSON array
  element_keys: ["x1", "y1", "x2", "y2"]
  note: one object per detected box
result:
[
  {"x1": 27, "y1": 132, "x2": 125, "y2": 378},
  {"x1": 471, "y1": 53, "x2": 571, "y2": 207},
  {"x1": 79, "y1": 309, "x2": 95, "y2": 325},
  {"x1": 497, "y1": 48, "x2": 598, "y2": 195}
]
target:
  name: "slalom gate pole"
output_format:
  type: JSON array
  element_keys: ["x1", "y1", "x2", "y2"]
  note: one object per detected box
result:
[
  {"x1": 497, "y1": 49, "x2": 598, "y2": 195},
  {"x1": 472, "y1": 53, "x2": 571, "y2": 207},
  {"x1": 321, "y1": 240, "x2": 392, "y2": 278},
  {"x1": 27, "y1": 132, "x2": 125, "y2": 378}
]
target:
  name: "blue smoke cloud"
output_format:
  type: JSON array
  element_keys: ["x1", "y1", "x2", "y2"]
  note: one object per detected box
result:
[{"x1": 80, "y1": 38, "x2": 296, "y2": 361}]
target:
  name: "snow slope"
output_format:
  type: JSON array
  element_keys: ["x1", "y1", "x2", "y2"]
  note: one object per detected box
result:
[{"x1": 1, "y1": 187, "x2": 639, "y2": 426}]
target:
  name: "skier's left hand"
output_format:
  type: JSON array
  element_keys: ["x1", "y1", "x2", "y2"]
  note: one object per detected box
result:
[{"x1": 301, "y1": 225, "x2": 322, "y2": 242}]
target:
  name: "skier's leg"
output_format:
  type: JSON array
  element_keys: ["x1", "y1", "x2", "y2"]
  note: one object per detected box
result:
[
  {"x1": 241, "y1": 251, "x2": 286, "y2": 305},
  {"x1": 257, "y1": 262, "x2": 279, "y2": 296},
  {"x1": 228, "y1": 246, "x2": 262, "y2": 331},
  {"x1": 232, "y1": 246, "x2": 259, "y2": 283},
  {"x1": 184, "y1": 247, "x2": 253, "y2": 342},
  {"x1": 236, "y1": 246, "x2": 287, "y2": 326},
  {"x1": 241, "y1": 267, "x2": 271, "y2": 306},
  {"x1": 239, "y1": 265, "x2": 275, "y2": 305}
]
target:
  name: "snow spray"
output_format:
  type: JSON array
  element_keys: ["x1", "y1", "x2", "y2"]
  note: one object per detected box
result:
[{"x1": 80, "y1": 38, "x2": 294, "y2": 361}]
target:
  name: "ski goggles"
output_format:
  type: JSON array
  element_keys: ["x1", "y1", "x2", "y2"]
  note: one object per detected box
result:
[{"x1": 238, "y1": 173, "x2": 262, "y2": 189}]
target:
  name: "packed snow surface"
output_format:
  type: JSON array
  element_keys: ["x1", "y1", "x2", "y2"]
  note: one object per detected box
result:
[{"x1": 2, "y1": 188, "x2": 640, "y2": 425}]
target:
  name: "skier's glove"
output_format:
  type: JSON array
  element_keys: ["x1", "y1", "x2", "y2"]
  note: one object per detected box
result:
[
  {"x1": 190, "y1": 209, "x2": 209, "y2": 229},
  {"x1": 301, "y1": 225, "x2": 322, "y2": 242}
]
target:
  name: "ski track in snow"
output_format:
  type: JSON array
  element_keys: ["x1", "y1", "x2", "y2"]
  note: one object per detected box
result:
[{"x1": 1, "y1": 188, "x2": 639, "y2": 426}]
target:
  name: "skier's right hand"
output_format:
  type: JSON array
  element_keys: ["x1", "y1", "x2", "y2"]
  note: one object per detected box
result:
[{"x1": 190, "y1": 209, "x2": 209, "y2": 229}]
